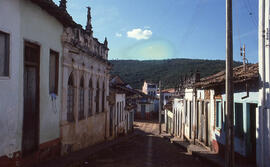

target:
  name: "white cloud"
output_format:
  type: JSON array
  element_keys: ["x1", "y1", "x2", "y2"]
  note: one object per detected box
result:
[
  {"x1": 127, "y1": 28, "x2": 153, "y2": 40},
  {"x1": 115, "y1": 33, "x2": 122, "y2": 37}
]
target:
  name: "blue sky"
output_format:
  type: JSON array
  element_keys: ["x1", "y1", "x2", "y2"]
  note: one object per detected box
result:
[{"x1": 53, "y1": 0, "x2": 258, "y2": 62}]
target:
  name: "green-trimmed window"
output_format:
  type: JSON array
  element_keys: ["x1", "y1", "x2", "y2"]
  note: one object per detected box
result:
[
  {"x1": 0, "y1": 31, "x2": 9, "y2": 77},
  {"x1": 216, "y1": 101, "x2": 222, "y2": 129}
]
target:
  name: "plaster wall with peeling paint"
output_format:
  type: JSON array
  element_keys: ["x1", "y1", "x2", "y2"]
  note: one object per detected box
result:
[
  {"x1": 20, "y1": 0, "x2": 64, "y2": 145},
  {"x1": 61, "y1": 27, "x2": 110, "y2": 154},
  {"x1": 0, "y1": 0, "x2": 64, "y2": 159},
  {"x1": 0, "y1": 0, "x2": 21, "y2": 158}
]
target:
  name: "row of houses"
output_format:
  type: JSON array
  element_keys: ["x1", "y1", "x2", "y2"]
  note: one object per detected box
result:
[
  {"x1": 164, "y1": 63, "x2": 261, "y2": 165},
  {"x1": 163, "y1": 1, "x2": 270, "y2": 167},
  {"x1": 109, "y1": 76, "x2": 136, "y2": 136},
  {"x1": 135, "y1": 81, "x2": 159, "y2": 120},
  {"x1": 0, "y1": 1, "x2": 134, "y2": 167}
]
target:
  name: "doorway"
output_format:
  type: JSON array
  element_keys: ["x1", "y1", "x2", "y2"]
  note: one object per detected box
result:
[
  {"x1": 22, "y1": 42, "x2": 40, "y2": 156},
  {"x1": 141, "y1": 104, "x2": 146, "y2": 119},
  {"x1": 110, "y1": 106, "x2": 113, "y2": 136},
  {"x1": 205, "y1": 102, "x2": 209, "y2": 146},
  {"x1": 196, "y1": 101, "x2": 199, "y2": 139},
  {"x1": 249, "y1": 103, "x2": 257, "y2": 163},
  {"x1": 189, "y1": 101, "x2": 193, "y2": 139},
  {"x1": 201, "y1": 101, "x2": 205, "y2": 142}
]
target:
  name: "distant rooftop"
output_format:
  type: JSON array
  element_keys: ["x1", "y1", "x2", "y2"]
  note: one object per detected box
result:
[{"x1": 195, "y1": 63, "x2": 259, "y2": 89}]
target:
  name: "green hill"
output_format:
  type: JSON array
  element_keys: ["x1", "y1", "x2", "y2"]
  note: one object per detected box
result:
[{"x1": 110, "y1": 59, "x2": 242, "y2": 89}]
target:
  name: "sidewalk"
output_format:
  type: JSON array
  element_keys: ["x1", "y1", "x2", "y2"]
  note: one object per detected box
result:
[
  {"x1": 38, "y1": 132, "x2": 138, "y2": 167},
  {"x1": 161, "y1": 133, "x2": 256, "y2": 167}
]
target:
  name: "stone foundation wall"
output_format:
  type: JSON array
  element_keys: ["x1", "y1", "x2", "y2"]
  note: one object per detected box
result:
[
  {"x1": 61, "y1": 113, "x2": 106, "y2": 155},
  {"x1": 0, "y1": 138, "x2": 60, "y2": 167}
]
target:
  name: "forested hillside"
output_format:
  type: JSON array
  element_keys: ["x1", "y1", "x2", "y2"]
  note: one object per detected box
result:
[{"x1": 110, "y1": 59, "x2": 242, "y2": 89}]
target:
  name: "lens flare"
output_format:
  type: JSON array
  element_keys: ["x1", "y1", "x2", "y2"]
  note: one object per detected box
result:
[{"x1": 126, "y1": 40, "x2": 174, "y2": 60}]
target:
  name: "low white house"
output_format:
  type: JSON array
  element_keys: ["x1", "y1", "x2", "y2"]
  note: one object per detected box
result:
[
  {"x1": 165, "y1": 65, "x2": 259, "y2": 165},
  {"x1": 108, "y1": 76, "x2": 136, "y2": 138},
  {"x1": 195, "y1": 64, "x2": 259, "y2": 164},
  {"x1": 0, "y1": 0, "x2": 76, "y2": 166},
  {"x1": 142, "y1": 81, "x2": 158, "y2": 97},
  {"x1": 136, "y1": 96, "x2": 156, "y2": 120},
  {"x1": 114, "y1": 93, "x2": 126, "y2": 135}
]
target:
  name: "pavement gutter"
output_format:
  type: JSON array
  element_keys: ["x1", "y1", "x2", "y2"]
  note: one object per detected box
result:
[{"x1": 161, "y1": 134, "x2": 224, "y2": 167}]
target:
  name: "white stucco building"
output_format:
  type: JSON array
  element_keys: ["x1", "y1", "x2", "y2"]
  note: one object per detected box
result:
[
  {"x1": 258, "y1": 1, "x2": 270, "y2": 166},
  {"x1": 0, "y1": 0, "x2": 111, "y2": 166},
  {"x1": 0, "y1": 0, "x2": 76, "y2": 166},
  {"x1": 108, "y1": 75, "x2": 136, "y2": 138},
  {"x1": 142, "y1": 81, "x2": 158, "y2": 97}
]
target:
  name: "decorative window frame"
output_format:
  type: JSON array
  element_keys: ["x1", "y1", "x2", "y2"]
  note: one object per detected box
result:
[{"x1": 0, "y1": 30, "x2": 10, "y2": 79}]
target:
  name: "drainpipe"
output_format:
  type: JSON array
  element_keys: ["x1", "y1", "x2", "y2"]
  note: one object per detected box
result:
[{"x1": 241, "y1": 82, "x2": 249, "y2": 99}]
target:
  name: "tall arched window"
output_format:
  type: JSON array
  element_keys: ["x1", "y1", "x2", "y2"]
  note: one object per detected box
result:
[
  {"x1": 88, "y1": 79, "x2": 92, "y2": 117},
  {"x1": 67, "y1": 73, "x2": 75, "y2": 122},
  {"x1": 79, "y1": 77, "x2": 84, "y2": 120},
  {"x1": 117, "y1": 102, "x2": 119, "y2": 125},
  {"x1": 102, "y1": 82, "x2": 105, "y2": 112},
  {"x1": 96, "y1": 80, "x2": 100, "y2": 113}
]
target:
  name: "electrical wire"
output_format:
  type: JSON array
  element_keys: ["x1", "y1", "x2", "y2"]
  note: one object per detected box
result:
[
  {"x1": 179, "y1": 0, "x2": 204, "y2": 46},
  {"x1": 247, "y1": 0, "x2": 259, "y2": 24},
  {"x1": 241, "y1": 0, "x2": 258, "y2": 27},
  {"x1": 235, "y1": 0, "x2": 242, "y2": 47}
]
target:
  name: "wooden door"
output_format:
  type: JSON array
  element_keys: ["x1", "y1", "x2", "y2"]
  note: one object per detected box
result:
[
  {"x1": 110, "y1": 106, "x2": 113, "y2": 136},
  {"x1": 196, "y1": 101, "x2": 199, "y2": 139},
  {"x1": 22, "y1": 42, "x2": 40, "y2": 156},
  {"x1": 249, "y1": 103, "x2": 257, "y2": 162},
  {"x1": 205, "y1": 102, "x2": 209, "y2": 146},
  {"x1": 189, "y1": 101, "x2": 193, "y2": 139},
  {"x1": 141, "y1": 104, "x2": 146, "y2": 119}
]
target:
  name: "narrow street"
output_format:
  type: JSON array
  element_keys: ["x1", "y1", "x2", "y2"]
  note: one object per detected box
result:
[{"x1": 68, "y1": 122, "x2": 211, "y2": 167}]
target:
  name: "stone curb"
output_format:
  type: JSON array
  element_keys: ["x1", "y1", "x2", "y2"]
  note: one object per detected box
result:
[
  {"x1": 191, "y1": 151, "x2": 224, "y2": 167},
  {"x1": 161, "y1": 134, "x2": 224, "y2": 167}
]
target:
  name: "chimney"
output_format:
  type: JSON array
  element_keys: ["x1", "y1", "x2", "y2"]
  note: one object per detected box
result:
[
  {"x1": 86, "y1": 7, "x2": 93, "y2": 36},
  {"x1": 59, "y1": 0, "x2": 67, "y2": 11}
]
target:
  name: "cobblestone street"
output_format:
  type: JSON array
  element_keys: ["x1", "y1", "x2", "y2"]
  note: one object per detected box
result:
[{"x1": 69, "y1": 122, "x2": 211, "y2": 167}]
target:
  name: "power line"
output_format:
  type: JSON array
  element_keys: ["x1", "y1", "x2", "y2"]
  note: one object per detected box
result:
[
  {"x1": 241, "y1": 0, "x2": 258, "y2": 27},
  {"x1": 235, "y1": 0, "x2": 242, "y2": 46},
  {"x1": 247, "y1": 0, "x2": 258, "y2": 23},
  {"x1": 246, "y1": 0, "x2": 258, "y2": 26},
  {"x1": 180, "y1": 0, "x2": 204, "y2": 45}
]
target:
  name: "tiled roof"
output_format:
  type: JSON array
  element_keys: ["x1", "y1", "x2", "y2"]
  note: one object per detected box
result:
[
  {"x1": 30, "y1": 0, "x2": 80, "y2": 28},
  {"x1": 194, "y1": 63, "x2": 259, "y2": 89}
]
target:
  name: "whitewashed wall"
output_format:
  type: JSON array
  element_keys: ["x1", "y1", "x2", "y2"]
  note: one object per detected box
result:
[
  {"x1": 0, "y1": 0, "x2": 21, "y2": 158},
  {"x1": 20, "y1": 0, "x2": 64, "y2": 144}
]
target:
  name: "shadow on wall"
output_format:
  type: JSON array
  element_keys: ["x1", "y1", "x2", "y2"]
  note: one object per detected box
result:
[
  {"x1": 257, "y1": 90, "x2": 270, "y2": 167},
  {"x1": 214, "y1": 112, "x2": 257, "y2": 166}
]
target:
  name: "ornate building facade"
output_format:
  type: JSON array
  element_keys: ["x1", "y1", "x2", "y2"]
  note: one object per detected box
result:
[{"x1": 60, "y1": 6, "x2": 111, "y2": 154}]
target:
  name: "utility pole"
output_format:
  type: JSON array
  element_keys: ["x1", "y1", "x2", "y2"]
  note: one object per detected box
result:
[
  {"x1": 159, "y1": 80, "x2": 162, "y2": 134},
  {"x1": 240, "y1": 44, "x2": 246, "y2": 71},
  {"x1": 225, "y1": 0, "x2": 235, "y2": 167}
]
